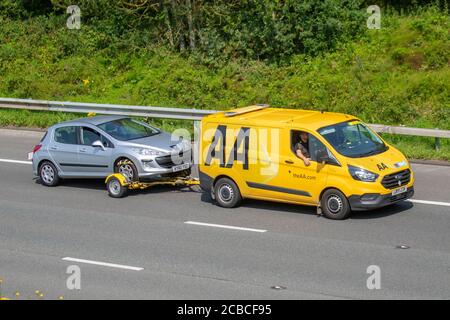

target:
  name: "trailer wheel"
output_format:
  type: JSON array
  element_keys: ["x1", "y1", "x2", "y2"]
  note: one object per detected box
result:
[{"x1": 107, "y1": 176, "x2": 127, "y2": 198}]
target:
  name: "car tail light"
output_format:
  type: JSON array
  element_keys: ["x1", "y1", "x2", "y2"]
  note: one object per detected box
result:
[{"x1": 32, "y1": 144, "x2": 42, "y2": 153}]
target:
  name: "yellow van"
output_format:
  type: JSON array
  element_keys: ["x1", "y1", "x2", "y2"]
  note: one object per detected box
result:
[{"x1": 198, "y1": 105, "x2": 414, "y2": 220}]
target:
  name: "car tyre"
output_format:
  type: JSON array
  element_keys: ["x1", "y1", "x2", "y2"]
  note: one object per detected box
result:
[
  {"x1": 214, "y1": 177, "x2": 242, "y2": 208},
  {"x1": 39, "y1": 161, "x2": 60, "y2": 187},
  {"x1": 115, "y1": 159, "x2": 138, "y2": 182},
  {"x1": 321, "y1": 189, "x2": 351, "y2": 220}
]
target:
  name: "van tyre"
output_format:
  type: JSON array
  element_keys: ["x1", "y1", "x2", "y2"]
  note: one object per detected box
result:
[
  {"x1": 39, "y1": 161, "x2": 60, "y2": 187},
  {"x1": 321, "y1": 189, "x2": 351, "y2": 220},
  {"x1": 214, "y1": 178, "x2": 242, "y2": 208}
]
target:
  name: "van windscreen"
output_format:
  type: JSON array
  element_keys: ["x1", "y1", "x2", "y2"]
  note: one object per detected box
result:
[{"x1": 318, "y1": 121, "x2": 388, "y2": 158}]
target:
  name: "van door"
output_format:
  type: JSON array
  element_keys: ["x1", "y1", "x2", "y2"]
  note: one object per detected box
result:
[{"x1": 275, "y1": 130, "x2": 331, "y2": 204}]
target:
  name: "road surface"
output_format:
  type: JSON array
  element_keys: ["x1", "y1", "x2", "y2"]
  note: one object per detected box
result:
[{"x1": 0, "y1": 128, "x2": 449, "y2": 300}]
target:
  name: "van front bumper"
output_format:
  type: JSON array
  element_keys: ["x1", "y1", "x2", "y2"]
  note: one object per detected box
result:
[{"x1": 348, "y1": 186, "x2": 414, "y2": 211}]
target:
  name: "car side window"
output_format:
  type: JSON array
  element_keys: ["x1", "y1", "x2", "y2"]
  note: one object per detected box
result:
[
  {"x1": 81, "y1": 127, "x2": 101, "y2": 146},
  {"x1": 81, "y1": 127, "x2": 113, "y2": 148},
  {"x1": 101, "y1": 135, "x2": 113, "y2": 148},
  {"x1": 54, "y1": 126, "x2": 78, "y2": 144}
]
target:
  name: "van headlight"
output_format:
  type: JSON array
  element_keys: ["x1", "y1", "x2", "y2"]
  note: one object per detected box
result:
[
  {"x1": 348, "y1": 165, "x2": 379, "y2": 182},
  {"x1": 132, "y1": 148, "x2": 163, "y2": 156}
]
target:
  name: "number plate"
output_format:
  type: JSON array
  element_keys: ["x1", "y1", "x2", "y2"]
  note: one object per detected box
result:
[
  {"x1": 27, "y1": 152, "x2": 33, "y2": 161},
  {"x1": 392, "y1": 186, "x2": 407, "y2": 196},
  {"x1": 172, "y1": 163, "x2": 190, "y2": 172}
]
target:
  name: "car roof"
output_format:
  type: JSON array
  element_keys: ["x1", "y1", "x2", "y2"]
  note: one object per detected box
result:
[
  {"x1": 52, "y1": 115, "x2": 128, "y2": 127},
  {"x1": 206, "y1": 107, "x2": 358, "y2": 131}
]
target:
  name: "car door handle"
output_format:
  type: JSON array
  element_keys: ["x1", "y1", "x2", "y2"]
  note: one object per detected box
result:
[
  {"x1": 285, "y1": 159, "x2": 294, "y2": 164},
  {"x1": 79, "y1": 148, "x2": 87, "y2": 153},
  {"x1": 50, "y1": 146, "x2": 58, "y2": 150}
]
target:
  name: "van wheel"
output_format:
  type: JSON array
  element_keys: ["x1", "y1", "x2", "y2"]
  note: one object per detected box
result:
[
  {"x1": 214, "y1": 178, "x2": 242, "y2": 208},
  {"x1": 321, "y1": 189, "x2": 351, "y2": 220},
  {"x1": 39, "y1": 161, "x2": 60, "y2": 187}
]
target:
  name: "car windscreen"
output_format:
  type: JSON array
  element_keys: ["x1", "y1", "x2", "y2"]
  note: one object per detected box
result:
[
  {"x1": 97, "y1": 118, "x2": 160, "y2": 141},
  {"x1": 318, "y1": 120, "x2": 388, "y2": 158}
]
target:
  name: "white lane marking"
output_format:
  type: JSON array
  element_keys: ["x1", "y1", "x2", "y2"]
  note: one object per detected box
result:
[
  {"x1": 408, "y1": 199, "x2": 450, "y2": 207},
  {"x1": 62, "y1": 257, "x2": 144, "y2": 271},
  {"x1": 0, "y1": 158, "x2": 31, "y2": 165},
  {"x1": 185, "y1": 221, "x2": 267, "y2": 233}
]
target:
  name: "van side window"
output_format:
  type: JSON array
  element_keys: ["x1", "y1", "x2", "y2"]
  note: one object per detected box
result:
[
  {"x1": 291, "y1": 130, "x2": 310, "y2": 159},
  {"x1": 54, "y1": 126, "x2": 78, "y2": 144},
  {"x1": 309, "y1": 134, "x2": 340, "y2": 165},
  {"x1": 308, "y1": 135, "x2": 328, "y2": 162}
]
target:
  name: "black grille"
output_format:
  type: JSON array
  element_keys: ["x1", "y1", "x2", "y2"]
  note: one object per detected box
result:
[
  {"x1": 155, "y1": 152, "x2": 185, "y2": 168},
  {"x1": 381, "y1": 169, "x2": 411, "y2": 189},
  {"x1": 155, "y1": 155, "x2": 176, "y2": 168}
]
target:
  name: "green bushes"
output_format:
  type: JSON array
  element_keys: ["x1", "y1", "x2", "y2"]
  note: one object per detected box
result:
[{"x1": 0, "y1": 4, "x2": 448, "y2": 159}]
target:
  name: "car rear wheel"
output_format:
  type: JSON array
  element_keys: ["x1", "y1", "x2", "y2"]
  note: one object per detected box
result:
[
  {"x1": 214, "y1": 177, "x2": 242, "y2": 208},
  {"x1": 39, "y1": 161, "x2": 60, "y2": 187},
  {"x1": 321, "y1": 189, "x2": 351, "y2": 220},
  {"x1": 115, "y1": 159, "x2": 138, "y2": 182}
]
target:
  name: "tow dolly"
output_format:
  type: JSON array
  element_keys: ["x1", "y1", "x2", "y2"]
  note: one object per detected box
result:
[{"x1": 105, "y1": 173, "x2": 200, "y2": 198}]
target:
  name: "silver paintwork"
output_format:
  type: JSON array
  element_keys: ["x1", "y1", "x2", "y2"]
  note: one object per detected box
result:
[{"x1": 32, "y1": 115, "x2": 192, "y2": 180}]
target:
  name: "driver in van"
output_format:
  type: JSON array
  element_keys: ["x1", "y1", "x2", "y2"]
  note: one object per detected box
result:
[{"x1": 295, "y1": 131, "x2": 311, "y2": 166}]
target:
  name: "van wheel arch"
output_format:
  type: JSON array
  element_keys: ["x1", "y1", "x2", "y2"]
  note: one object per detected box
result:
[{"x1": 319, "y1": 187, "x2": 345, "y2": 202}]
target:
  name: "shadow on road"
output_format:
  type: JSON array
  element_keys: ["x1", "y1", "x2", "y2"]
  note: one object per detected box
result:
[
  {"x1": 350, "y1": 201, "x2": 414, "y2": 219},
  {"x1": 35, "y1": 177, "x2": 203, "y2": 195},
  {"x1": 200, "y1": 191, "x2": 414, "y2": 219},
  {"x1": 34, "y1": 178, "x2": 106, "y2": 191},
  {"x1": 35, "y1": 178, "x2": 414, "y2": 220}
]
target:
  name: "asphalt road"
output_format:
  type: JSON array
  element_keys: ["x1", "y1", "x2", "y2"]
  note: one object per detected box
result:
[{"x1": 0, "y1": 128, "x2": 449, "y2": 300}]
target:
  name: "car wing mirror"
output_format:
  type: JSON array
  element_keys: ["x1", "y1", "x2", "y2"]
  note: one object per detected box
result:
[{"x1": 92, "y1": 140, "x2": 106, "y2": 151}]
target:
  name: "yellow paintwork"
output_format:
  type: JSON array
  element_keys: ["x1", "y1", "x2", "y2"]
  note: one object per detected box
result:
[
  {"x1": 199, "y1": 107, "x2": 415, "y2": 207},
  {"x1": 105, "y1": 173, "x2": 199, "y2": 190}
]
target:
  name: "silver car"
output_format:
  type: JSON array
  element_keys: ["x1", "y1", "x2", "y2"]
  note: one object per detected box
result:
[{"x1": 30, "y1": 116, "x2": 192, "y2": 186}]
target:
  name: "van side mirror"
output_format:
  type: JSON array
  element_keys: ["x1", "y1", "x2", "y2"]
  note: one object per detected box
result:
[
  {"x1": 315, "y1": 149, "x2": 330, "y2": 164},
  {"x1": 92, "y1": 140, "x2": 106, "y2": 151}
]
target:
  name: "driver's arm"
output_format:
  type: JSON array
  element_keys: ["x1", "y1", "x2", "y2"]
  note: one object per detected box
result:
[{"x1": 296, "y1": 147, "x2": 311, "y2": 166}]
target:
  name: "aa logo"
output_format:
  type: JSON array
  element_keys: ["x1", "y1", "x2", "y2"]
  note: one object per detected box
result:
[
  {"x1": 377, "y1": 163, "x2": 388, "y2": 171},
  {"x1": 205, "y1": 125, "x2": 250, "y2": 170}
]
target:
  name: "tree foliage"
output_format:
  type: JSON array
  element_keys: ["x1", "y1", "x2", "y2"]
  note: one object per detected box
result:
[{"x1": 1, "y1": 0, "x2": 448, "y2": 62}]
